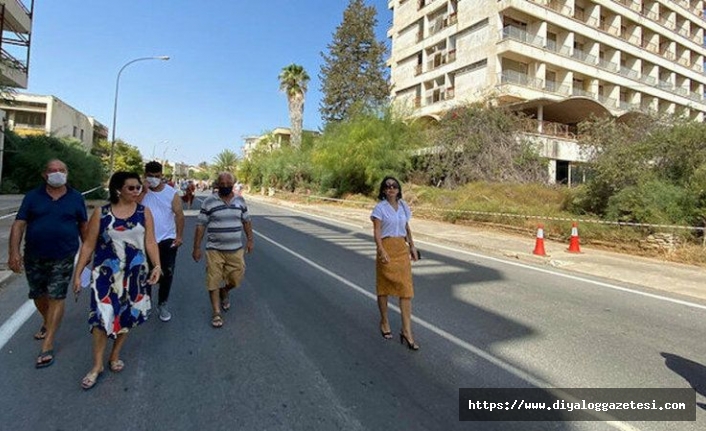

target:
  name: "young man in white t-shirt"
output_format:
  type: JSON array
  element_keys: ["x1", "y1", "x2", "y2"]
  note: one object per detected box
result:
[{"x1": 138, "y1": 161, "x2": 185, "y2": 322}]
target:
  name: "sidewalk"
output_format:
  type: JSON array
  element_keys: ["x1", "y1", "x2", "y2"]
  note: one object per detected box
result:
[{"x1": 247, "y1": 194, "x2": 706, "y2": 303}]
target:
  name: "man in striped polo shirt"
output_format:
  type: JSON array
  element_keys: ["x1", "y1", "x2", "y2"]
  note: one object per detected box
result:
[{"x1": 192, "y1": 172, "x2": 253, "y2": 328}]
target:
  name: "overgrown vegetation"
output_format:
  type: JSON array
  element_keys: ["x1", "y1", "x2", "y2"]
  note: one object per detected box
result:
[
  {"x1": 91, "y1": 138, "x2": 144, "y2": 177},
  {"x1": 414, "y1": 102, "x2": 547, "y2": 187},
  {"x1": 2, "y1": 131, "x2": 104, "y2": 196},
  {"x1": 569, "y1": 114, "x2": 706, "y2": 228}
]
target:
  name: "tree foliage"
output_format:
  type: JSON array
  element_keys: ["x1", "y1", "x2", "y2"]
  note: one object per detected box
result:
[
  {"x1": 2, "y1": 131, "x2": 103, "y2": 195},
  {"x1": 312, "y1": 106, "x2": 420, "y2": 195},
  {"x1": 319, "y1": 0, "x2": 389, "y2": 124},
  {"x1": 571, "y1": 114, "x2": 706, "y2": 225},
  {"x1": 418, "y1": 102, "x2": 547, "y2": 187},
  {"x1": 91, "y1": 138, "x2": 144, "y2": 177},
  {"x1": 212, "y1": 149, "x2": 238, "y2": 174},
  {"x1": 279, "y1": 64, "x2": 310, "y2": 149}
]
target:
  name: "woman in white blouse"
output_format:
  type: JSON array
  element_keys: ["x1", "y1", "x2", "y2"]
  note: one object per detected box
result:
[{"x1": 371, "y1": 176, "x2": 420, "y2": 350}]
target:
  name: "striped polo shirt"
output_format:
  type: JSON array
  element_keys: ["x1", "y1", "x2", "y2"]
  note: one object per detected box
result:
[{"x1": 197, "y1": 194, "x2": 251, "y2": 251}]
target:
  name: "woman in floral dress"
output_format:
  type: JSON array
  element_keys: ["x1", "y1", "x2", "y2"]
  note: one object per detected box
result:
[{"x1": 73, "y1": 171, "x2": 161, "y2": 390}]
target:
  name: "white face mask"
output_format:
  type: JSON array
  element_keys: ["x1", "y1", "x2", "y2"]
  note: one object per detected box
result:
[
  {"x1": 146, "y1": 177, "x2": 161, "y2": 188},
  {"x1": 46, "y1": 172, "x2": 67, "y2": 187}
]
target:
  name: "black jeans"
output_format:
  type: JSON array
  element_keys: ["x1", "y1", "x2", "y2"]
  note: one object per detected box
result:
[{"x1": 148, "y1": 239, "x2": 179, "y2": 305}]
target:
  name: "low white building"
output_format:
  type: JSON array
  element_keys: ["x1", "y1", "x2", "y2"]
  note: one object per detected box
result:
[
  {"x1": 0, "y1": 93, "x2": 95, "y2": 149},
  {"x1": 241, "y1": 127, "x2": 320, "y2": 160}
]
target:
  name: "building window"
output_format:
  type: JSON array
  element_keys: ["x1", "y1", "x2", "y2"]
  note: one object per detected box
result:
[
  {"x1": 73, "y1": 126, "x2": 77, "y2": 137},
  {"x1": 14, "y1": 111, "x2": 46, "y2": 128},
  {"x1": 80, "y1": 129, "x2": 84, "y2": 140}
]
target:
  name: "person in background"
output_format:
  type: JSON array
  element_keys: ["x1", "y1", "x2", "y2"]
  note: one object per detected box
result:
[
  {"x1": 73, "y1": 171, "x2": 161, "y2": 390},
  {"x1": 8, "y1": 159, "x2": 88, "y2": 368},
  {"x1": 182, "y1": 180, "x2": 196, "y2": 209},
  {"x1": 138, "y1": 161, "x2": 185, "y2": 322},
  {"x1": 371, "y1": 176, "x2": 420, "y2": 351},
  {"x1": 192, "y1": 172, "x2": 253, "y2": 328}
]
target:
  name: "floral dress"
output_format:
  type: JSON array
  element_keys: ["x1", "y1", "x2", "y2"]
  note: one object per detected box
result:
[{"x1": 88, "y1": 204, "x2": 151, "y2": 338}]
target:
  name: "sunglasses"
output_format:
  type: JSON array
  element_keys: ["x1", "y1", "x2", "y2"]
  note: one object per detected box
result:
[
  {"x1": 384, "y1": 183, "x2": 399, "y2": 189},
  {"x1": 124, "y1": 185, "x2": 142, "y2": 192}
]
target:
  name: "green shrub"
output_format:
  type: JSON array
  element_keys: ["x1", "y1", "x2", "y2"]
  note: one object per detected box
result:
[
  {"x1": 605, "y1": 180, "x2": 699, "y2": 225},
  {"x1": 2, "y1": 131, "x2": 104, "y2": 193}
]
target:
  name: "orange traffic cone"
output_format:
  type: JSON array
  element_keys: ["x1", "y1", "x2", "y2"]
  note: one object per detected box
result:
[
  {"x1": 567, "y1": 222, "x2": 581, "y2": 253},
  {"x1": 532, "y1": 224, "x2": 547, "y2": 256}
]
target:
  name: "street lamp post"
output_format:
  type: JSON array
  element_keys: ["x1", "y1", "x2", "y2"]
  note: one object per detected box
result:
[{"x1": 109, "y1": 55, "x2": 170, "y2": 178}]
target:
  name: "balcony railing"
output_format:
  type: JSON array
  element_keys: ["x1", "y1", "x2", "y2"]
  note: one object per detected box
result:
[
  {"x1": 499, "y1": 70, "x2": 544, "y2": 90},
  {"x1": 688, "y1": 92, "x2": 703, "y2": 102},
  {"x1": 572, "y1": 88, "x2": 592, "y2": 97},
  {"x1": 598, "y1": 58, "x2": 619, "y2": 72},
  {"x1": 501, "y1": 26, "x2": 544, "y2": 48},
  {"x1": 641, "y1": 39, "x2": 659, "y2": 54},
  {"x1": 598, "y1": 22, "x2": 621, "y2": 36},
  {"x1": 617, "y1": 0, "x2": 640, "y2": 12},
  {"x1": 619, "y1": 100, "x2": 633, "y2": 111},
  {"x1": 598, "y1": 95, "x2": 618, "y2": 108},
  {"x1": 657, "y1": 80, "x2": 674, "y2": 90},
  {"x1": 642, "y1": 10, "x2": 659, "y2": 22},
  {"x1": 547, "y1": 1, "x2": 572, "y2": 17},
  {"x1": 678, "y1": 57, "x2": 691, "y2": 67},
  {"x1": 14, "y1": 0, "x2": 32, "y2": 16},
  {"x1": 13, "y1": 122, "x2": 43, "y2": 130},
  {"x1": 571, "y1": 49, "x2": 596, "y2": 65},
  {"x1": 546, "y1": 40, "x2": 572, "y2": 56},
  {"x1": 639, "y1": 74, "x2": 657, "y2": 86},
  {"x1": 521, "y1": 118, "x2": 575, "y2": 139},
  {"x1": 674, "y1": 86, "x2": 689, "y2": 97},
  {"x1": 658, "y1": 16, "x2": 675, "y2": 29},
  {"x1": 545, "y1": 80, "x2": 571, "y2": 95},
  {"x1": 620, "y1": 66, "x2": 639, "y2": 80},
  {"x1": 0, "y1": 49, "x2": 28, "y2": 73}
]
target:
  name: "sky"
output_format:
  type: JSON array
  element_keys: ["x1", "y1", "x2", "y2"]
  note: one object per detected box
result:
[{"x1": 25, "y1": 0, "x2": 392, "y2": 165}]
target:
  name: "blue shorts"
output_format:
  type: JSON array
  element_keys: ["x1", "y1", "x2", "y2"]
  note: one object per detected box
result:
[{"x1": 25, "y1": 255, "x2": 75, "y2": 300}]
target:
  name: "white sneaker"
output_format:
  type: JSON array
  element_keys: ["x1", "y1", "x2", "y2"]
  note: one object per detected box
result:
[{"x1": 158, "y1": 303, "x2": 172, "y2": 322}]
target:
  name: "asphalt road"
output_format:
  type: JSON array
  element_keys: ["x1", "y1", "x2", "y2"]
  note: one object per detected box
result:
[{"x1": 0, "y1": 198, "x2": 705, "y2": 431}]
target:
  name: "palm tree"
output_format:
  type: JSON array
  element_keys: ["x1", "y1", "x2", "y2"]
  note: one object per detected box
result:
[
  {"x1": 278, "y1": 64, "x2": 310, "y2": 150},
  {"x1": 212, "y1": 149, "x2": 238, "y2": 175}
]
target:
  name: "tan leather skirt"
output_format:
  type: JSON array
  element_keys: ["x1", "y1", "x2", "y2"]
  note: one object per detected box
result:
[{"x1": 376, "y1": 237, "x2": 414, "y2": 298}]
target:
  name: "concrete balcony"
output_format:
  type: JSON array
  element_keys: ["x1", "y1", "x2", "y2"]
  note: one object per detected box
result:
[
  {"x1": 2, "y1": 1, "x2": 32, "y2": 34},
  {"x1": 0, "y1": 57, "x2": 27, "y2": 88},
  {"x1": 0, "y1": 0, "x2": 33, "y2": 88}
]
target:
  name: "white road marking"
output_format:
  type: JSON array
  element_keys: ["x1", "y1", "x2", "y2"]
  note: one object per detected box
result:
[
  {"x1": 0, "y1": 300, "x2": 35, "y2": 350},
  {"x1": 255, "y1": 230, "x2": 640, "y2": 430}
]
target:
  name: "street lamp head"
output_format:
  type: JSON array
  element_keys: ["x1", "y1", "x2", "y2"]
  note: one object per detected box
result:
[{"x1": 108, "y1": 55, "x2": 171, "y2": 178}]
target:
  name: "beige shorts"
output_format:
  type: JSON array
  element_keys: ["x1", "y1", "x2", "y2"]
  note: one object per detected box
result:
[{"x1": 205, "y1": 249, "x2": 246, "y2": 291}]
